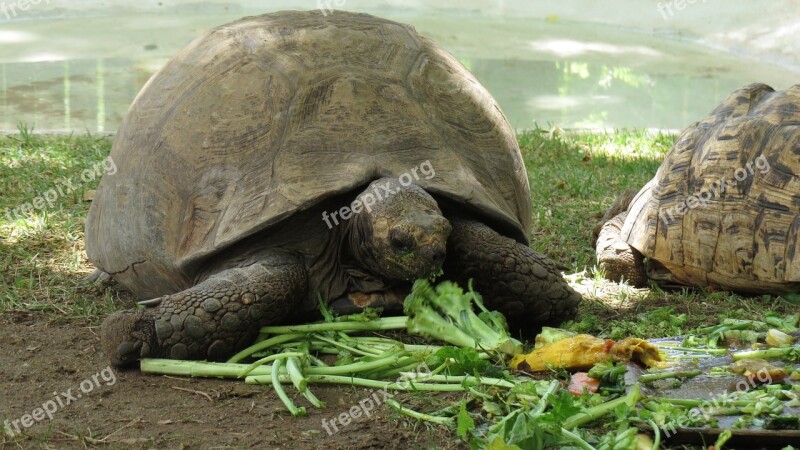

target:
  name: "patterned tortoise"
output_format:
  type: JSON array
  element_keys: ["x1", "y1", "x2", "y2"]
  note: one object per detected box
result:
[
  {"x1": 596, "y1": 83, "x2": 800, "y2": 293},
  {"x1": 86, "y1": 11, "x2": 582, "y2": 366}
]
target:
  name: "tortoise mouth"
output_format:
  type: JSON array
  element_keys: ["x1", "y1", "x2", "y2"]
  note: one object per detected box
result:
[
  {"x1": 387, "y1": 242, "x2": 447, "y2": 281},
  {"x1": 417, "y1": 243, "x2": 446, "y2": 273}
]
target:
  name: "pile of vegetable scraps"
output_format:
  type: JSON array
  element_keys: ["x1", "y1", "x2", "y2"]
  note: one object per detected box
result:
[{"x1": 141, "y1": 280, "x2": 800, "y2": 450}]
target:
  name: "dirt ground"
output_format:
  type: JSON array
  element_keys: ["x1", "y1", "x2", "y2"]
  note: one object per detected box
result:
[{"x1": 0, "y1": 312, "x2": 463, "y2": 450}]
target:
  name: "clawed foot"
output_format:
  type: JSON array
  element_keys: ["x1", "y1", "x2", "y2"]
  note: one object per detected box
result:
[{"x1": 101, "y1": 308, "x2": 159, "y2": 367}]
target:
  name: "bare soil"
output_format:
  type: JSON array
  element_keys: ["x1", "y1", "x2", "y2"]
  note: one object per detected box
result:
[{"x1": 0, "y1": 312, "x2": 463, "y2": 450}]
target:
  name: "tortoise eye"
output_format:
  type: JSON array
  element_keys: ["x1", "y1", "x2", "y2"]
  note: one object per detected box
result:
[{"x1": 390, "y1": 229, "x2": 414, "y2": 253}]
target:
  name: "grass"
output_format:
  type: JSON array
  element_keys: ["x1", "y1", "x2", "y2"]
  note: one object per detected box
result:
[
  {"x1": 522, "y1": 127, "x2": 670, "y2": 269},
  {"x1": 0, "y1": 127, "x2": 797, "y2": 335},
  {"x1": 0, "y1": 131, "x2": 122, "y2": 320}
]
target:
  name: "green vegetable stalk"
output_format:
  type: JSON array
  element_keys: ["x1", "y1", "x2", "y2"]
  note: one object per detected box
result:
[
  {"x1": 386, "y1": 398, "x2": 455, "y2": 425},
  {"x1": 272, "y1": 357, "x2": 306, "y2": 416},
  {"x1": 638, "y1": 370, "x2": 701, "y2": 384},
  {"x1": 732, "y1": 346, "x2": 800, "y2": 361},
  {"x1": 562, "y1": 384, "x2": 643, "y2": 429},
  {"x1": 403, "y1": 279, "x2": 523, "y2": 355}
]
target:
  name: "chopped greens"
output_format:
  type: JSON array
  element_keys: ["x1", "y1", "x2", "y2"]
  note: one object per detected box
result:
[{"x1": 140, "y1": 281, "x2": 800, "y2": 449}]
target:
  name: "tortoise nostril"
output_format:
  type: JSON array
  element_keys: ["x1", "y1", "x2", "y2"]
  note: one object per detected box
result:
[{"x1": 431, "y1": 248, "x2": 445, "y2": 265}]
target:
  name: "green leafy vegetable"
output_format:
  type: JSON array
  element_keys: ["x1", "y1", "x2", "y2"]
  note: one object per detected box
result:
[
  {"x1": 457, "y1": 400, "x2": 476, "y2": 439},
  {"x1": 765, "y1": 312, "x2": 799, "y2": 332},
  {"x1": 587, "y1": 361, "x2": 628, "y2": 387},
  {"x1": 404, "y1": 279, "x2": 523, "y2": 356},
  {"x1": 425, "y1": 346, "x2": 491, "y2": 376}
]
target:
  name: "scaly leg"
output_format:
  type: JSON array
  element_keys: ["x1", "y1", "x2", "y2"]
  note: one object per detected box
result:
[
  {"x1": 443, "y1": 218, "x2": 582, "y2": 327},
  {"x1": 101, "y1": 252, "x2": 306, "y2": 366}
]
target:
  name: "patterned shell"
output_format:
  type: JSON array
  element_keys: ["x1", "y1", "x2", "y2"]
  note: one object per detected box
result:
[
  {"x1": 622, "y1": 83, "x2": 800, "y2": 293},
  {"x1": 85, "y1": 11, "x2": 531, "y2": 299}
]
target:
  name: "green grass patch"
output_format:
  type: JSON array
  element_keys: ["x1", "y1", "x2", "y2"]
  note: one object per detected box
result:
[
  {"x1": 0, "y1": 131, "x2": 121, "y2": 319},
  {"x1": 520, "y1": 127, "x2": 669, "y2": 269}
]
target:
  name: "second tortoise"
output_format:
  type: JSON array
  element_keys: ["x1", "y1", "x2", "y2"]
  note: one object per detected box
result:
[{"x1": 596, "y1": 83, "x2": 800, "y2": 294}]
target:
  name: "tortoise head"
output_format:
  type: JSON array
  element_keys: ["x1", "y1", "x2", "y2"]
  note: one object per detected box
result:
[{"x1": 347, "y1": 178, "x2": 451, "y2": 281}]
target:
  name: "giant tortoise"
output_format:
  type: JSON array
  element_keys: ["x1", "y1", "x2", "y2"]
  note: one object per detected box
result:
[
  {"x1": 87, "y1": 10, "x2": 582, "y2": 366},
  {"x1": 596, "y1": 83, "x2": 800, "y2": 293}
]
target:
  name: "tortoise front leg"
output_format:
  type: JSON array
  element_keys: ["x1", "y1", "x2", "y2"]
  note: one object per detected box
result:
[
  {"x1": 595, "y1": 210, "x2": 648, "y2": 286},
  {"x1": 101, "y1": 253, "x2": 306, "y2": 366},
  {"x1": 443, "y1": 218, "x2": 581, "y2": 328}
]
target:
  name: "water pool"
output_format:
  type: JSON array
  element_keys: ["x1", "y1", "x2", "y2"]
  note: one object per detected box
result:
[{"x1": 1, "y1": 3, "x2": 798, "y2": 132}]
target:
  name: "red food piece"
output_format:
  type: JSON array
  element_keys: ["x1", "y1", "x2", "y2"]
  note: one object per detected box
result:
[{"x1": 568, "y1": 372, "x2": 600, "y2": 396}]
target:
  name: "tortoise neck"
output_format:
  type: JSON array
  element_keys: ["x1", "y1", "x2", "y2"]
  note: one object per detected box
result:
[
  {"x1": 342, "y1": 208, "x2": 381, "y2": 278},
  {"x1": 339, "y1": 212, "x2": 398, "y2": 295}
]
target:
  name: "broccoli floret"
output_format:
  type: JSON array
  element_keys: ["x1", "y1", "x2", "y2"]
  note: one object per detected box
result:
[{"x1": 403, "y1": 280, "x2": 522, "y2": 356}]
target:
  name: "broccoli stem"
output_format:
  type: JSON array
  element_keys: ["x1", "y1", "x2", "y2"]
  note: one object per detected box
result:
[
  {"x1": 259, "y1": 317, "x2": 409, "y2": 334},
  {"x1": 307, "y1": 354, "x2": 328, "y2": 367},
  {"x1": 145, "y1": 349, "x2": 420, "y2": 382},
  {"x1": 238, "y1": 352, "x2": 306, "y2": 378},
  {"x1": 333, "y1": 332, "x2": 387, "y2": 356},
  {"x1": 144, "y1": 353, "x2": 416, "y2": 380},
  {"x1": 397, "y1": 373, "x2": 515, "y2": 389},
  {"x1": 312, "y1": 334, "x2": 382, "y2": 357},
  {"x1": 271, "y1": 358, "x2": 306, "y2": 416},
  {"x1": 245, "y1": 374, "x2": 474, "y2": 391},
  {"x1": 407, "y1": 305, "x2": 479, "y2": 348},
  {"x1": 286, "y1": 356, "x2": 308, "y2": 392},
  {"x1": 658, "y1": 345, "x2": 729, "y2": 355},
  {"x1": 227, "y1": 332, "x2": 305, "y2": 363},
  {"x1": 300, "y1": 388, "x2": 325, "y2": 408},
  {"x1": 404, "y1": 280, "x2": 522, "y2": 355},
  {"x1": 286, "y1": 357, "x2": 325, "y2": 408},
  {"x1": 142, "y1": 359, "x2": 271, "y2": 378},
  {"x1": 429, "y1": 292, "x2": 501, "y2": 346},
  {"x1": 562, "y1": 384, "x2": 642, "y2": 429},
  {"x1": 559, "y1": 428, "x2": 597, "y2": 450},
  {"x1": 343, "y1": 337, "x2": 445, "y2": 354},
  {"x1": 650, "y1": 398, "x2": 754, "y2": 408},
  {"x1": 638, "y1": 370, "x2": 702, "y2": 383},
  {"x1": 385, "y1": 398, "x2": 455, "y2": 425},
  {"x1": 365, "y1": 358, "x2": 426, "y2": 379},
  {"x1": 144, "y1": 358, "x2": 480, "y2": 405},
  {"x1": 731, "y1": 346, "x2": 799, "y2": 361},
  {"x1": 305, "y1": 349, "x2": 411, "y2": 376},
  {"x1": 533, "y1": 380, "x2": 560, "y2": 416}
]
